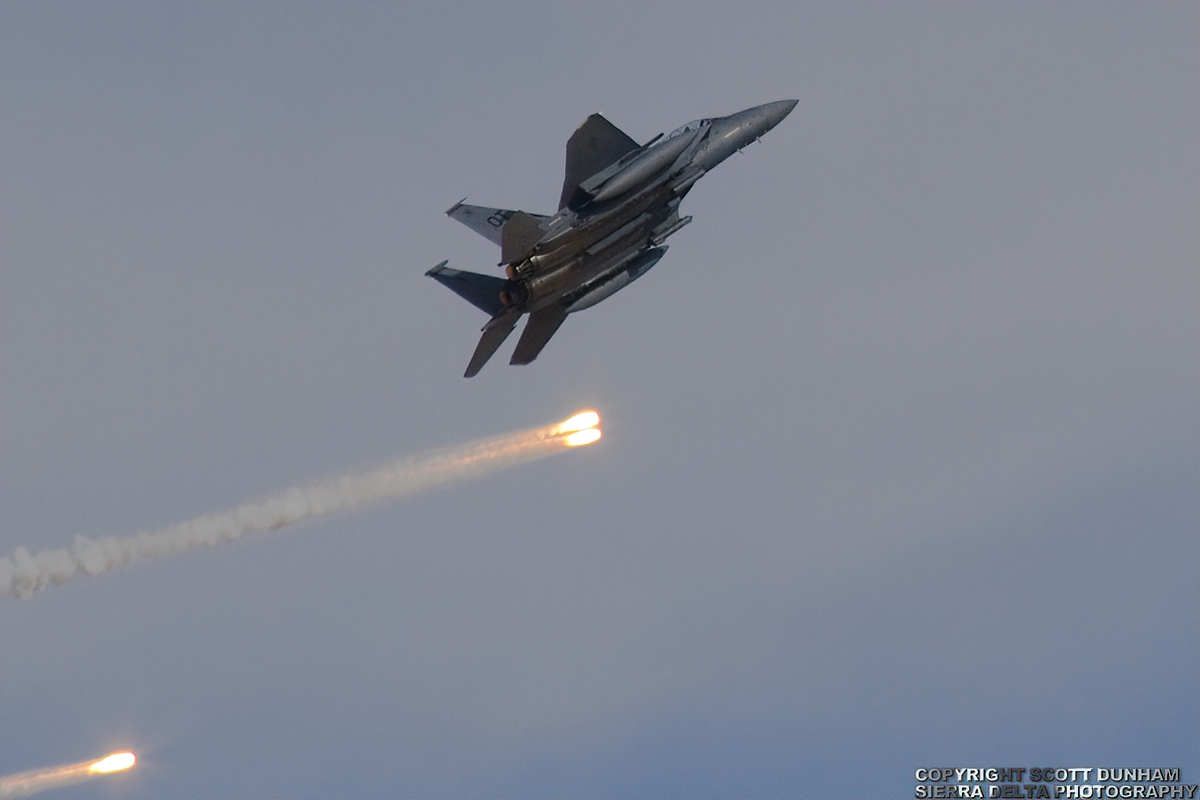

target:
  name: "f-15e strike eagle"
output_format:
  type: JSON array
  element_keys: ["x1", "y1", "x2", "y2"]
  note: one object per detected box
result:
[{"x1": 426, "y1": 100, "x2": 797, "y2": 377}]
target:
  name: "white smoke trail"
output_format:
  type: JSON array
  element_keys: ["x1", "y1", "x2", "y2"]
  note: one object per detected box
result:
[
  {"x1": 0, "y1": 751, "x2": 135, "y2": 799},
  {"x1": 0, "y1": 411, "x2": 601, "y2": 599}
]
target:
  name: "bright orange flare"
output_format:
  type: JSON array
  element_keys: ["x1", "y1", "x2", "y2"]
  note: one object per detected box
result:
[
  {"x1": 88, "y1": 752, "x2": 136, "y2": 774},
  {"x1": 557, "y1": 410, "x2": 600, "y2": 434},
  {"x1": 564, "y1": 428, "x2": 602, "y2": 447}
]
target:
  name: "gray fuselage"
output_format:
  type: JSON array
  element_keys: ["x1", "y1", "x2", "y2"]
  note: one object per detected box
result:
[
  {"x1": 427, "y1": 99, "x2": 797, "y2": 376},
  {"x1": 508, "y1": 99, "x2": 798, "y2": 314}
]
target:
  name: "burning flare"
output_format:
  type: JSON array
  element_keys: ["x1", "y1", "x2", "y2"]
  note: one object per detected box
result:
[
  {"x1": 89, "y1": 752, "x2": 136, "y2": 774},
  {"x1": 2, "y1": 409, "x2": 604, "y2": 599},
  {"x1": 564, "y1": 428, "x2": 602, "y2": 447},
  {"x1": 0, "y1": 751, "x2": 136, "y2": 799},
  {"x1": 556, "y1": 410, "x2": 601, "y2": 435},
  {"x1": 554, "y1": 410, "x2": 602, "y2": 447}
]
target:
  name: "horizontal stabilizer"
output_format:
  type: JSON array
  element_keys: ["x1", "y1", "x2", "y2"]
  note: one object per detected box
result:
[
  {"x1": 559, "y1": 113, "x2": 640, "y2": 211},
  {"x1": 510, "y1": 304, "x2": 568, "y2": 366},
  {"x1": 466, "y1": 312, "x2": 520, "y2": 378},
  {"x1": 446, "y1": 200, "x2": 550, "y2": 247},
  {"x1": 499, "y1": 210, "x2": 547, "y2": 265},
  {"x1": 426, "y1": 261, "x2": 511, "y2": 317}
]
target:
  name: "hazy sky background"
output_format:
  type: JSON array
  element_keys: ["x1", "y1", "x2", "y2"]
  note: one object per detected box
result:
[{"x1": 2, "y1": 3, "x2": 1196, "y2": 797}]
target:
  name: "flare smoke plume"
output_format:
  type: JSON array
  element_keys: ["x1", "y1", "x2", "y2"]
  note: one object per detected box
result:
[
  {"x1": 0, "y1": 751, "x2": 135, "y2": 799},
  {"x1": 0, "y1": 411, "x2": 601, "y2": 599}
]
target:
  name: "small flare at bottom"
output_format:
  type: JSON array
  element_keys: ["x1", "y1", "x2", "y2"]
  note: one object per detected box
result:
[
  {"x1": 0, "y1": 750, "x2": 137, "y2": 799},
  {"x1": 555, "y1": 410, "x2": 601, "y2": 435},
  {"x1": 89, "y1": 752, "x2": 136, "y2": 774},
  {"x1": 564, "y1": 428, "x2": 602, "y2": 447},
  {"x1": 553, "y1": 409, "x2": 601, "y2": 447}
]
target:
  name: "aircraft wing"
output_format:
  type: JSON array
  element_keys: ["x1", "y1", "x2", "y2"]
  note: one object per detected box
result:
[
  {"x1": 446, "y1": 201, "x2": 550, "y2": 247},
  {"x1": 510, "y1": 304, "x2": 569, "y2": 365},
  {"x1": 559, "y1": 114, "x2": 640, "y2": 211}
]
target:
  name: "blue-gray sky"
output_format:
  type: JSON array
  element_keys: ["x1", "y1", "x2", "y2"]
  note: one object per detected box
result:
[{"x1": 1, "y1": 3, "x2": 1196, "y2": 797}]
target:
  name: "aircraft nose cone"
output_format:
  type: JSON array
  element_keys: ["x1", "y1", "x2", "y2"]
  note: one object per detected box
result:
[
  {"x1": 688, "y1": 99, "x2": 798, "y2": 171},
  {"x1": 760, "y1": 99, "x2": 798, "y2": 130}
]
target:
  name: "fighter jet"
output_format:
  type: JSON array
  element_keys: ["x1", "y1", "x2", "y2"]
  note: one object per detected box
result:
[{"x1": 426, "y1": 99, "x2": 797, "y2": 377}]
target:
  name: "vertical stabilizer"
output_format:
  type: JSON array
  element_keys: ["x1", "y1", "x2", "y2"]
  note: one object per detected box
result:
[
  {"x1": 510, "y1": 305, "x2": 569, "y2": 366},
  {"x1": 465, "y1": 312, "x2": 520, "y2": 378}
]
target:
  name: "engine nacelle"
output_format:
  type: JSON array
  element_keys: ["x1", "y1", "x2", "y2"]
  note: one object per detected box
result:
[{"x1": 564, "y1": 247, "x2": 667, "y2": 313}]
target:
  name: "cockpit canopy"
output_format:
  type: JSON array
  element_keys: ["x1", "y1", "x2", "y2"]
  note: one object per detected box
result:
[{"x1": 667, "y1": 118, "x2": 711, "y2": 139}]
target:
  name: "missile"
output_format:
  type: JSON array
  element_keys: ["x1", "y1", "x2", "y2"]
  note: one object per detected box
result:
[
  {"x1": 649, "y1": 215, "x2": 692, "y2": 246},
  {"x1": 669, "y1": 166, "x2": 706, "y2": 195},
  {"x1": 583, "y1": 212, "x2": 654, "y2": 257}
]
